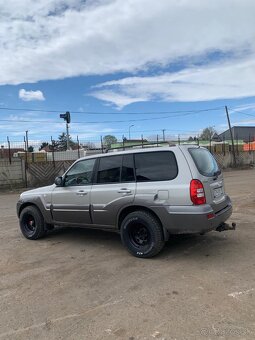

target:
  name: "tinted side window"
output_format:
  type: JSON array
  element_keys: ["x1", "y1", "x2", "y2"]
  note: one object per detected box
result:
[
  {"x1": 189, "y1": 148, "x2": 220, "y2": 177},
  {"x1": 97, "y1": 155, "x2": 122, "y2": 183},
  {"x1": 121, "y1": 154, "x2": 135, "y2": 182},
  {"x1": 134, "y1": 151, "x2": 178, "y2": 181},
  {"x1": 65, "y1": 159, "x2": 96, "y2": 186}
]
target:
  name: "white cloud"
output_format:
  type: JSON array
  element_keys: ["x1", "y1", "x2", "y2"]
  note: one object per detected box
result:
[
  {"x1": 91, "y1": 90, "x2": 149, "y2": 110},
  {"x1": 91, "y1": 56, "x2": 255, "y2": 108},
  {"x1": 230, "y1": 103, "x2": 255, "y2": 113},
  {"x1": 0, "y1": 0, "x2": 255, "y2": 85},
  {"x1": 19, "y1": 89, "x2": 45, "y2": 101}
]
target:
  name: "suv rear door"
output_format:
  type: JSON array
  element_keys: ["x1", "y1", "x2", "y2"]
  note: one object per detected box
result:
[
  {"x1": 90, "y1": 154, "x2": 136, "y2": 227},
  {"x1": 187, "y1": 147, "x2": 228, "y2": 210},
  {"x1": 134, "y1": 149, "x2": 192, "y2": 207}
]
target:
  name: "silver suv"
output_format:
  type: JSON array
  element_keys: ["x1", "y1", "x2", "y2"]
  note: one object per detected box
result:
[{"x1": 17, "y1": 146, "x2": 234, "y2": 258}]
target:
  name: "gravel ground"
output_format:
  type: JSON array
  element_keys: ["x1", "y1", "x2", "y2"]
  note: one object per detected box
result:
[{"x1": 0, "y1": 169, "x2": 255, "y2": 340}]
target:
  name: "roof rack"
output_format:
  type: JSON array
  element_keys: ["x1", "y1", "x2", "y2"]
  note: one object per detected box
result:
[{"x1": 108, "y1": 141, "x2": 175, "y2": 152}]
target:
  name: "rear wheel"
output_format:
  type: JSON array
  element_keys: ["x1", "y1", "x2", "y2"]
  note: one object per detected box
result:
[
  {"x1": 120, "y1": 211, "x2": 165, "y2": 258},
  {"x1": 19, "y1": 206, "x2": 46, "y2": 240}
]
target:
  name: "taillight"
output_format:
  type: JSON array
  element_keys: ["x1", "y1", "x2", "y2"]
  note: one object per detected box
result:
[{"x1": 190, "y1": 179, "x2": 206, "y2": 205}]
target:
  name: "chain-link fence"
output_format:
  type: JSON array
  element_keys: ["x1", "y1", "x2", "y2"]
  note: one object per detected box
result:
[
  {"x1": 1, "y1": 136, "x2": 253, "y2": 162},
  {"x1": 0, "y1": 136, "x2": 254, "y2": 189}
]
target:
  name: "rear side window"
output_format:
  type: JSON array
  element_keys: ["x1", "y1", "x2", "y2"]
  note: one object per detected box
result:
[
  {"x1": 134, "y1": 151, "x2": 178, "y2": 182},
  {"x1": 97, "y1": 155, "x2": 122, "y2": 183},
  {"x1": 189, "y1": 148, "x2": 220, "y2": 177}
]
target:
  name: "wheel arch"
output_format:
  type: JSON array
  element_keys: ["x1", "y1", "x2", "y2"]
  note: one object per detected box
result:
[
  {"x1": 18, "y1": 202, "x2": 40, "y2": 217},
  {"x1": 117, "y1": 205, "x2": 169, "y2": 241}
]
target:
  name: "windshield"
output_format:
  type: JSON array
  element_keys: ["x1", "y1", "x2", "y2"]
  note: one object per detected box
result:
[{"x1": 189, "y1": 148, "x2": 220, "y2": 177}]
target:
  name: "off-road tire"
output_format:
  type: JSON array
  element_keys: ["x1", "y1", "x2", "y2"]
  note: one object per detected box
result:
[
  {"x1": 120, "y1": 210, "x2": 165, "y2": 258},
  {"x1": 19, "y1": 206, "x2": 47, "y2": 240}
]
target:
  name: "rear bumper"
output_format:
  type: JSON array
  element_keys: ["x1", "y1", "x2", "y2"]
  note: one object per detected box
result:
[{"x1": 157, "y1": 196, "x2": 233, "y2": 234}]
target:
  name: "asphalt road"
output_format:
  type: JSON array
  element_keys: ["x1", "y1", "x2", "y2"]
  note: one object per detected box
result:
[{"x1": 0, "y1": 169, "x2": 255, "y2": 339}]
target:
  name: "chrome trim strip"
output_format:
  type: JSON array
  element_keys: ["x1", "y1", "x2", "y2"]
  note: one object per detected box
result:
[{"x1": 53, "y1": 209, "x2": 89, "y2": 212}]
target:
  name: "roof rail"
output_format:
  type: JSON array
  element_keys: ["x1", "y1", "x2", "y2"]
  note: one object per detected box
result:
[{"x1": 108, "y1": 141, "x2": 175, "y2": 152}]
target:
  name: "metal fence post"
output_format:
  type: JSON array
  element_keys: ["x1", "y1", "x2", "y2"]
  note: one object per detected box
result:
[
  {"x1": 51, "y1": 136, "x2": 55, "y2": 168},
  {"x1": 24, "y1": 136, "x2": 28, "y2": 187},
  {"x1": 7, "y1": 136, "x2": 11, "y2": 164},
  {"x1": 77, "y1": 135, "x2": 80, "y2": 158},
  {"x1": 223, "y1": 136, "x2": 225, "y2": 156},
  {"x1": 100, "y1": 136, "x2": 104, "y2": 154}
]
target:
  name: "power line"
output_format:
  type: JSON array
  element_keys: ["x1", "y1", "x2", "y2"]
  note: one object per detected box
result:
[
  {"x1": 0, "y1": 106, "x2": 223, "y2": 115},
  {"x1": 228, "y1": 109, "x2": 255, "y2": 118},
  {"x1": 0, "y1": 109, "x2": 221, "y2": 125}
]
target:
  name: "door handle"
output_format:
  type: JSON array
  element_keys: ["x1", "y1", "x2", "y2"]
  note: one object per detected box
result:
[
  {"x1": 76, "y1": 190, "x2": 88, "y2": 196},
  {"x1": 118, "y1": 188, "x2": 132, "y2": 194}
]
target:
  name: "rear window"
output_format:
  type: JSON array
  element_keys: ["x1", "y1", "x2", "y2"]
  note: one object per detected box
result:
[
  {"x1": 134, "y1": 151, "x2": 178, "y2": 182},
  {"x1": 189, "y1": 148, "x2": 220, "y2": 177}
]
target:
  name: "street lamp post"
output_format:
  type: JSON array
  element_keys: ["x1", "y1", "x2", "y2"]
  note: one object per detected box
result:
[{"x1": 129, "y1": 125, "x2": 134, "y2": 140}]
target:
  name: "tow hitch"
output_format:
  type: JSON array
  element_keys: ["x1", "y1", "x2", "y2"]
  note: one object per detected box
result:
[{"x1": 216, "y1": 222, "x2": 236, "y2": 232}]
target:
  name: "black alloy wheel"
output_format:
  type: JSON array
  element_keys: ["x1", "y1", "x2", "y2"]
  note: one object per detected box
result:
[
  {"x1": 19, "y1": 206, "x2": 46, "y2": 240},
  {"x1": 129, "y1": 223, "x2": 150, "y2": 247},
  {"x1": 120, "y1": 210, "x2": 165, "y2": 258}
]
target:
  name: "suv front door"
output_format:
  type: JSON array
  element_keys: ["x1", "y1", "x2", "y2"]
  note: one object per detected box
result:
[
  {"x1": 91, "y1": 154, "x2": 136, "y2": 228},
  {"x1": 51, "y1": 158, "x2": 96, "y2": 225}
]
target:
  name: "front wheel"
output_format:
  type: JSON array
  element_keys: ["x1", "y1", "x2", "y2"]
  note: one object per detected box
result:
[
  {"x1": 120, "y1": 211, "x2": 165, "y2": 258},
  {"x1": 19, "y1": 206, "x2": 47, "y2": 240}
]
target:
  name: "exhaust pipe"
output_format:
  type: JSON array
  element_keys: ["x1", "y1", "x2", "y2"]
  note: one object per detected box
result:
[{"x1": 216, "y1": 222, "x2": 236, "y2": 232}]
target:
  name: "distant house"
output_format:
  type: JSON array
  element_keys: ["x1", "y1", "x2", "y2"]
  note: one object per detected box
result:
[
  {"x1": 219, "y1": 126, "x2": 255, "y2": 143},
  {"x1": 40, "y1": 145, "x2": 52, "y2": 152},
  {"x1": 0, "y1": 147, "x2": 25, "y2": 158},
  {"x1": 243, "y1": 141, "x2": 255, "y2": 151},
  {"x1": 211, "y1": 133, "x2": 222, "y2": 142}
]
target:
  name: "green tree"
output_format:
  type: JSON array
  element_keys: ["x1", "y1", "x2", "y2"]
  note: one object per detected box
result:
[
  {"x1": 55, "y1": 133, "x2": 76, "y2": 151},
  {"x1": 200, "y1": 126, "x2": 217, "y2": 141},
  {"x1": 28, "y1": 145, "x2": 34, "y2": 152},
  {"x1": 103, "y1": 135, "x2": 117, "y2": 148},
  {"x1": 39, "y1": 142, "x2": 49, "y2": 151}
]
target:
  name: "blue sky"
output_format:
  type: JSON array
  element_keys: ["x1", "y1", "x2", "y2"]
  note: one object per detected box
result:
[{"x1": 1, "y1": 0, "x2": 255, "y2": 144}]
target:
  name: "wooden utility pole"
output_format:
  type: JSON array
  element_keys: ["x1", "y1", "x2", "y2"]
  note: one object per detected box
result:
[{"x1": 225, "y1": 106, "x2": 236, "y2": 167}]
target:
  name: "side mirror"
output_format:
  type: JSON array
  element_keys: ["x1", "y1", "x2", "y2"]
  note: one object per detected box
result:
[{"x1": 54, "y1": 176, "x2": 63, "y2": 186}]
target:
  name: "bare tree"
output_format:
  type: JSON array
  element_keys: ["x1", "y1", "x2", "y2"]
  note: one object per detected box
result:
[{"x1": 200, "y1": 127, "x2": 217, "y2": 140}]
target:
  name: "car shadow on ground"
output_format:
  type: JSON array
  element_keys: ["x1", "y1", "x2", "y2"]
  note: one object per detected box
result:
[{"x1": 44, "y1": 226, "x2": 239, "y2": 262}]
